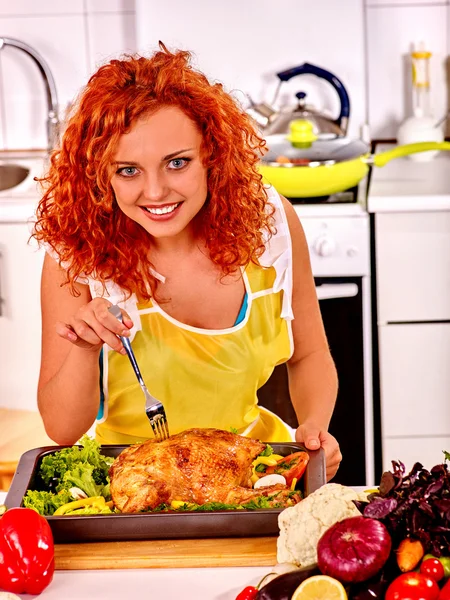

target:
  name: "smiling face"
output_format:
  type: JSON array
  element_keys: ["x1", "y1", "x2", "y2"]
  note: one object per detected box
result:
[{"x1": 110, "y1": 106, "x2": 208, "y2": 244}]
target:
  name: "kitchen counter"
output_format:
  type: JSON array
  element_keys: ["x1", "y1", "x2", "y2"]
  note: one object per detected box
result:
[
  {"x1": 39, "y1": 568, "x2": 269, "y2": 600},
  {"x1": 368, "y1": 143, "x2": 450, "y2": 213},
  {"x1": 0, "y1": 491, "x2": 271, "y2": 600}
]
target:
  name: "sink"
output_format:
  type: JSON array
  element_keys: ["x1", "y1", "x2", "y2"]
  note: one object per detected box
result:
[
  {"x1": 0, "y1": 151, "x2": 46, "y2": 202},
  {"x1": 0, "y1": 164, "x2": 31, "y2": 191},
  {"x1": 0, "y1": 152, "x2": 46, "y2": 222}
]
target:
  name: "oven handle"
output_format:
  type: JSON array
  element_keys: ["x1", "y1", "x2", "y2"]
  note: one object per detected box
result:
[{"x1": 315, "y1": 283, "x2": 358, "y2": 301}]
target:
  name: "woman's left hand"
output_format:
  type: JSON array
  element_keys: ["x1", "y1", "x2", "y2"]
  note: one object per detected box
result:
[{"x1": 295, "y1": 424, "x2": 342, "y2": 481}]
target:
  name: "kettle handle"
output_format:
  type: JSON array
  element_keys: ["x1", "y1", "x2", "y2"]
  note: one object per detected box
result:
[{"x1": 276, "y1": 63, "x2": 350, "y2": 133}]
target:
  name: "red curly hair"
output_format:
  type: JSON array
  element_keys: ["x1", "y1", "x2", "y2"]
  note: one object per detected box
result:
[{"x1": 33, "y1": 43, "x2": 273, "y2": 300}]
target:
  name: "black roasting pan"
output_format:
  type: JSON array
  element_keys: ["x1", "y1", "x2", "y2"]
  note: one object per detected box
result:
[{"x1": 5, "y1": 442, "x2": 325, "y2": 543}]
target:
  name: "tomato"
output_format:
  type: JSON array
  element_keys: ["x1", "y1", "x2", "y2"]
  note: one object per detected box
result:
[
  {"x1": 421, "y1": 559, "x2": 445, "y2": 582},
  {"x1": 385, "y1": 573, "x2": 440, "y2": 600},
  {"x1": 423, "y1": 554, "x2": 450, "y2": 578},
  {"x1": 235, "y1": 586, "x2": 258, "y2": 600},
  {"x1": 264, "y1": 452, "x2": 309, "y2": 486},
  {"x1": 439, "y1": 579, "x2": 450, "y2": 600}
]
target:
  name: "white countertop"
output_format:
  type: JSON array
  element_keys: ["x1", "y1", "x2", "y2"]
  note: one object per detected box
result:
[
  {"x1": 368, "y1": 143, "x2": 450, "y2": 213},
  {"x1": 0, "y1": 492, "x2": 270, "y2": 600},
  {"x1": 7, "y1": 567, "x2": 269, "y2": 600}
]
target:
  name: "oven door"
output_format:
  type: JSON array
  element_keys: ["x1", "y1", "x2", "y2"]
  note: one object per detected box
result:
[
  {"x1": 316, "y1": 277, "x2": 366, "y2": 486},
  {"x1": 257, "y1": 276, "x2": 368, "y2": 486}
]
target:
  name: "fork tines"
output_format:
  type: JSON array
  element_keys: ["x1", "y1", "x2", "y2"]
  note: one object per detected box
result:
[{"x1": 147, "y1": 410, "x2": 170, "y2": 442}]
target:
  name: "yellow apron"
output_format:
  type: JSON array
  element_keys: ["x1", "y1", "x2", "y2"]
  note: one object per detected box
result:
[{"x1": 95, "y1": 261, "x2": 293, "y2": 445}]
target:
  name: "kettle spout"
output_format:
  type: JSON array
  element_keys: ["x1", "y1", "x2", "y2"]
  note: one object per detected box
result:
[{"x1": 245, "y1": 98, "x2": 278, "y2": 130}]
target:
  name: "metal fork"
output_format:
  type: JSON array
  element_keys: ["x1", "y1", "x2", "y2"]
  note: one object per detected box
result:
[{"x1": 108, "y1": 304, "x2": 170, "y2": 442}]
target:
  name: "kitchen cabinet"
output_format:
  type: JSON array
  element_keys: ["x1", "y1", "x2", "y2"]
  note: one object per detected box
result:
[
  {"x1": 374, "y1": 211, "x2": 450, "y2": 472},
  {"x1": 0, "y1": 221, "x2": 44, "y2": 411},
  {"x1": 376, "y1": 212, "x2": 450, "y2": 322},
  {"x1": 368, "y1": 147, "x2": 450, "y2": 474}
]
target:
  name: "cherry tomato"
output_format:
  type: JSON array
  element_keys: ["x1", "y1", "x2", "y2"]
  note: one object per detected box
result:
[
  {"x1": 439, "y1": 578, "x2": 450, "y2": 600},
  {"x1": 264, "y1": 452, "x2": 309, "y2": 486},
  {"x1": 235, "y1": 585, "x2": 258, "y2": 600},
  {"x1": 385, "y1": 572, "x2": 440, "y2": 600},
  {"x1": 423, "y1": 554, "x2": 450, "y2": 578},
  {"x1": 421, "y1": 559, "x2": 445, "y2": 582}
]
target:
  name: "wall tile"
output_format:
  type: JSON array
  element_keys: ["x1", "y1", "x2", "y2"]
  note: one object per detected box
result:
[
  {"x1": 87, "y1": 12, "x2": 136, "y2": 72},
  {"x1": 367, "y1": 0, "x2": 446, "y2": 5},
  {"x1": 0, "y1": 66, "x2": 5, "y2": 147},
  {"x1": 448, "y1": 0, "x2": 450, "y2": 117},
  {"x1": 0, "y1": 15, "x2": 89, "y2": 150},
  {"x1": 135, "y1": 0, "x2": 367, "y2": 139},
  {"x1": 86, "y1": 0, "x2": 135, "y2": 13},
  {"x1": 366, "y1": 4, "x2": 448, "y2": 138},
  {"x1": 0, "y1": 0, "x2": 84, "y2": 16}
]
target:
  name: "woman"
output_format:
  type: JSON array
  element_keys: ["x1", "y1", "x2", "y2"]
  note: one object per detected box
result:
[{"x1": 33, "y1": 43, "x2": 341, "y2": 480}]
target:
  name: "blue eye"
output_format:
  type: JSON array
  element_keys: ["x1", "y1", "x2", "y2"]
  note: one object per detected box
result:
[
  {"x1": 169, "y1": 158, "x2": 190, "y2": 170},
  {"x1": 117, "y1": 166, "x2": 138, "y2": 177}
]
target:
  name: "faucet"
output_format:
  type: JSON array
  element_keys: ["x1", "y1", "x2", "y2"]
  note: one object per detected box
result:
[{"x1": 0, "y1": 36, "x2": 60, "y2": 151}]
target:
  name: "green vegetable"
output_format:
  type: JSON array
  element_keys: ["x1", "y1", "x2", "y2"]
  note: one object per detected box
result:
[
  {"x1": 259, "y1": 444, "x2": 274, "y2": 457},
  {"x1": 23, "y1": 435, "x2": 113, "y2": 515},
  {"x1": 440, "y1": 557, "x2": 450, "y2": 578},
  {"x1": 255, "y1": 463, "x2": 267, "y2": 473},
  {"x1": 60, "y1": 464, "x2": 109, "y2": 498},
  {"x1": 152, "y1": 491, "x2": 301, "y2": 513},
  {"x1": 64, "y1": 505, "x2": 113, "y2": 515},
  {"x1": 23, "y1": 489, "x2": 73, "y2": 515},
  {"x1": 39, "y1": 435, "x2": 113, "y2": 487}
]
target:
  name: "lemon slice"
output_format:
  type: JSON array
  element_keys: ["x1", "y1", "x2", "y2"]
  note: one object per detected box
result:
[{"x1": 291, "y1": 575, "x2": 347, "y2": 600}]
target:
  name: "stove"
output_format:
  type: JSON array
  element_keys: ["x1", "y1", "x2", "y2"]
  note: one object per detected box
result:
[{"x1": 289, "y1": 178, "x2": 369, "y2": 275}]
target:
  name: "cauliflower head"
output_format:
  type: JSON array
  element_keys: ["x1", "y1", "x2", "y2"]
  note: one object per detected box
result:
[{"x1": 277, "y1": 483, "x2": 368, "y2": 567}]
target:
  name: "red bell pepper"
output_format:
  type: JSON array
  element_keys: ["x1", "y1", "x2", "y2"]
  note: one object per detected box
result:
[{"x1": 0, "y1": 507, "x2": 54, "y2": 595}]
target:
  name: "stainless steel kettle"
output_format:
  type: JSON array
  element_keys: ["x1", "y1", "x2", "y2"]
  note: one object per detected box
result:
[{"x1": 247, "y1": 62, "x2": 350, "y2": 137}]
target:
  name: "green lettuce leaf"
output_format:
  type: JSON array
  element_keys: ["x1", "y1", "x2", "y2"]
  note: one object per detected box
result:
[
  {"x1": 60, "y1": 464, "x2": 110, "y2": 499},
  {"x1": 23, "y1": 489, "x2": 73, "y2": 516},
  {"x1": 39, "y1": 434, "x2": 113, "y2": 486}
]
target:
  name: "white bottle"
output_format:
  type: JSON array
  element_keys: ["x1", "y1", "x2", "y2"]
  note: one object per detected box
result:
[{"x1": 397, "y1": 43, "x2": 444, "y2": 161}]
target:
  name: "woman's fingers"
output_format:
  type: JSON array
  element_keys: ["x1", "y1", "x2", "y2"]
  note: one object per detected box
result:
[
  {"x1": 318, "y1": 432, "x2": 342, "y2": 482},
  {"x1": 295, "y1": 425, "x2": 343, "y2": 481},
  {"x1": 55, "y1": 322, "x2": 80, "y2": 343},
  {"x1": 326, "y1": 457, "x2": 341, "y2": 481},
  {"x1": 119, "y1": 309, "x2": 134, "y2": 329},
  {"x1": 324, "y1": 445, "x2": 343, "y2": 481},
  {"x1": 56, "y1": 300, "x2": 133, "y2": 354},
  {"x1": 106, "y1": 305, "x2": 134, "y2": 332}
]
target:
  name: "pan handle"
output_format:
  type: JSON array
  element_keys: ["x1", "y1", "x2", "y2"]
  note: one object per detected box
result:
[
  {"x1": 276, "y1": 62, "x2": 350, "y2": 133},
  {"x1": 371, "y1": 141, "x2": 450, "y2": 167}
]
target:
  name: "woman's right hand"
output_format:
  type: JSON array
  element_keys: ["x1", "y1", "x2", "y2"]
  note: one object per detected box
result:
[{"x1": 55, "y1": 298, "x2": 133, "y2": 354}]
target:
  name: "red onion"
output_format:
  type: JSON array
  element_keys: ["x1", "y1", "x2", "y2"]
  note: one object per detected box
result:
[{"x1": 317, "y1": 516, "x2": 392, "y2": 583}]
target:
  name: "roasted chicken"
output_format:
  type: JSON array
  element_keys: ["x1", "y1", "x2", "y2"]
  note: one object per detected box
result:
[{"x1": 109, "y1": 428, "x2": 302, "y2": 513}]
